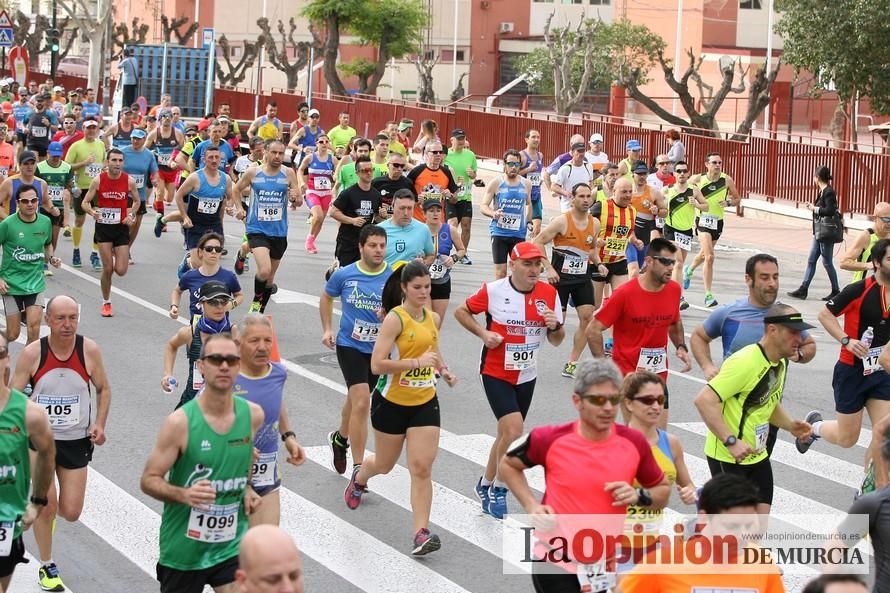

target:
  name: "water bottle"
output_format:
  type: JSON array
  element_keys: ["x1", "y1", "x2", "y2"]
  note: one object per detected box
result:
[
  {"x1": 861, "y1": 326, "x2": 874, "y2": 349},
  {"x1": 164, "y1": 377, "x2": 178, "y2": 394}
]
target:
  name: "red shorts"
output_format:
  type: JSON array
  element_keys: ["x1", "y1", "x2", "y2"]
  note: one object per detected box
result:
[
  {"x1": 158, "y1": 169, "x2": 179, "y2": 184},
  {"x1": 305, "y1": 192, "x2": 332, "y2": 212}
]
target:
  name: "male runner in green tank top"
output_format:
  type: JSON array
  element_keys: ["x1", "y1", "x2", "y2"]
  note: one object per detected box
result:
[
  {"x1": 141, "y1": 333, "x2": 264, "y2": 593},
  {"x1": 0, "y1": 332, "x2": 56, "y2": 591}
]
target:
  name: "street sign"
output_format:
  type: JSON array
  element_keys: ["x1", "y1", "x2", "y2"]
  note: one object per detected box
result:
[
  {"x1": 0, "y1": 11, "x2": 13, "y2": 48},
  {"x1": 8, "y1": 46, "x2": 28, "y2": 85},
  {"x1": 202, "y1": 28, "x2": 214, "y2": 49}
]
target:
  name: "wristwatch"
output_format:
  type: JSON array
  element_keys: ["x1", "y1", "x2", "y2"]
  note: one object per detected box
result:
[
  {"x1": 635, "y1": 488, "x2": 653, "y2": 507},
  {"x1": 30, "y1": 495, "x2": 48, "y2": 506},
  {"x1": 280, "y1": 431, "x2": 296, "y2": 442},
  {"x1": 723, "y1": 435, "x2": 737, "y2": 447},
  {"x1": 841, "y1": 336, "x2": 851, "y2": 346}
]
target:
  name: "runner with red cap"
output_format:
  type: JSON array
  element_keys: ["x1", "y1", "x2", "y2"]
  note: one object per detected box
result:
[{"x1": 454, "y1": 241, "x2": 564, "y2": 519}]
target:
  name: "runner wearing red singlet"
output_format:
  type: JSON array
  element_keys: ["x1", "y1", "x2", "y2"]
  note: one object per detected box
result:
[
  {"x1": 586, "y1": 238, "x2": 691, "y2": 428},
  {"x1": 454, "y1": 241, "x2": 565, "y2": 519},
  {"x1": 80, "y1": 148, "x2": 139, "y2": 317},
  {"x1": 500, "y1": 358, "x2": 670, "y2": 593}
]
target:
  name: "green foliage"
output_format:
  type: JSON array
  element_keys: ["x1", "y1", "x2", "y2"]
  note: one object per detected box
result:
[
  {"x1": 513, "y1": 18, "x2": 665, "y2": 95},
  {"x1": 337, "y1": 57, "x2": 377, "y2": 79},
  {"x1": 775, "y1": 0, "x2": 890, "y2": 113}
]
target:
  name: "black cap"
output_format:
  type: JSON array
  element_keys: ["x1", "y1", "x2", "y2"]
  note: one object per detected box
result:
[
  {"x1": 450, "y1": 128, "x2": 466, "y2": 138},
  {"x1": 422, "y1": 198, "x2": 443, "y2": 211},
  {"x1": 763, "y1": 312, "x2": 816, "y2": 331},
  {"x1": 18, "y1": 150, "x2": 36, "y2": 164},
  {"x1": 571, "y1": 142, "x2": 586, "y2": 151},
  {"x1": 632, "y1": 159, "x2": 649, "y2": 174},
  {"x1": 198, "y1": 280, "x2": 234, "y2": 301}
]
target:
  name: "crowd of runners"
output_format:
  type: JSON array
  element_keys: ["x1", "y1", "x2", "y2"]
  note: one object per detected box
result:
[{"x1": 0, "y1": 82, "x2": 883, "y2": 593}]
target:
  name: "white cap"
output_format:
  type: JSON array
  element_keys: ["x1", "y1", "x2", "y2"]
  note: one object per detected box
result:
[
  {"x1": 589, "y1": 133, "x2": 604, "y2": 143},
  {"x1": 53, "y1": 85, "x2": 63, "y2": 92},
  {"x1": 308, "y1": 108, "x2": 320, "y2": 117}
]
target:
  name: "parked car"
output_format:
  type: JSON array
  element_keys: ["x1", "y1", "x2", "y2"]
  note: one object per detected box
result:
[{"x1": 57, "y1": 56, "x2": 89, "y2": 78}]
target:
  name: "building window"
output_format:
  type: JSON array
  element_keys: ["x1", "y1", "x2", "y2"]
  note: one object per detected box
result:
[
  {"x1": 740, "y1": 0, "x2": 762, "y2": 8},
  {"x1": 590, "y1": 0, "x2": 610, "y2": 4},
  {"x1": 561, "y1": 0, "x2": 583, "y2": 4},
  {"x1": 440, "y1": 49, "x2": 465, "y2": 63},
  {"x1": 423, "y1": 49, "x2": 435, "y2": 61},
  {"x1": 532, "y1": 0, "x2": 554, "y2": 3}
]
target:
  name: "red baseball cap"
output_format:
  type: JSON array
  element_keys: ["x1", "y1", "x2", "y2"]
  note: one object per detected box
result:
[
  {"x1": 510, "y1": 241, "x2": 545, "y2": 261},
  {"x1": 197, "y1": 119, "x2": 211, "y2": 131}
]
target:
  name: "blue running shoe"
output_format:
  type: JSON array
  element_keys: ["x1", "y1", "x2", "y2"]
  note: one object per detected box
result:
[
  {"x1": 474, "y1": 477, "x2": 491, "y2": 515},
  {"x1": 682, "y1": 265, "x2": 693, "y2": 289},
  {"x1": 488, "y1": 486, "x2": 508, "y2": 520}
]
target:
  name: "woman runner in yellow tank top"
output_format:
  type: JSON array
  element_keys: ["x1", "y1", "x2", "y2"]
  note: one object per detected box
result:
[
  {"x1": 619, "y1": 371, "x2": 697, "y2": 571},
  {"x1": 343, "y1": 260, "x2": 457, "y2": 556}
]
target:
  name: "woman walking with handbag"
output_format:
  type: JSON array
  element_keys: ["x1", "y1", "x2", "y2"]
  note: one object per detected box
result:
[{"x1": 788, "y1": 165, "x2": 842, "y2": 301}]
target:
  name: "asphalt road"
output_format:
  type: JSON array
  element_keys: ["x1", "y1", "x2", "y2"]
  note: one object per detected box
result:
[{"x1": 5, "y1": 194, "x2": 873, "y2": 593}]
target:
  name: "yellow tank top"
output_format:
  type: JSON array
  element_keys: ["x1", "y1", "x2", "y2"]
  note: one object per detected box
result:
[
  {"x1": 631, "y1": 185, "x2": 653, "y2": 218},
  {"x1": 376, "y1": 306, "x2": 439, "y2": 406},
  {"x1": 624, "y1": 429, "x2": 677, "y2": 550}
]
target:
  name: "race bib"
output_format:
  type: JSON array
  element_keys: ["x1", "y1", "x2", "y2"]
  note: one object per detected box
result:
[
  {"x1": 636, "y1": 347, "x2": 667, "y2": 374},
  {"x1": 625, "y1": 505, "x2": 663, "y2": 530},
  {"x1": 314, "y1": 176, "x2": 331, "y2": 191},
  {"x1": 35, "y1": 393, "x2": 81, "y2": 428},
  {"x1": 863, "y1": 347, "x2": 884, "y2": 376},
  {"x1": 429, "y1": 259, "x2": 447, "y2": 280},
  {"x1": 30, "y1": 125, "x2": 47, "y2": 138},
  {"x1": 196, "y1": 198, "x2": 220, "y2": 214},
  {"x1": 157, "y1": 152, "x2": 172, "y2": 166},
  {"x1": 399, "y1": 366, "x2": 435, "y2": 389},
  {"x1": 86, "y1": 163, "x2": 103, "y2": 178},
  {"x1": 699, "y1": 213, "x2": 719, "y2": 230},
  {"x1": 258, "y1": 206, "x2": 282, "y2": 221},
  {"x1": 187, "y1": 502, "x2": 239, "y2": 542},
  {"x1": 192, "y1": 362, "x2": 205, "y2": 391},
  {"x1": 425, "y1": 192, "x2": 442, "y2": 202},
  {"x1": 351, "y1": 319, "x2": 380, "y2": 343},
  {"x1": 497, "y1": 213, "x2": 521, "y2": 231},
  {"x1": 560, "y1": 254, "x2": 588, "y2": 275},
  {"x1": 48, "y1": 186, "x2": 63, "y2": 202},
  {"x1": 576, "y1": 560, "x2": 614, "y2": 593},
  {"x1": 528, "y1": 173, "x2": 541, "y2": 187},
  {"x1": 505, "y1": 343, "x2": 539, "y2": 371},
  {"x1": 754, "y1": 423, "x2": 769, "y2": 452},
  {"x1": 674, "y1": 232, "x2": 692, "y2": 251},
  {"x1": 97, "y1": 208, "x2": 121, "y2": 224},
  {"x1": 0, "y1": 521, "x2": 13, "y2": 557},
  {"x1": 252, "y1": 451, "x2": 278, "y2": 488},
  {"x1": 604, "y1": 237, "x2": 627, "y2": 256},
  {"x1": 655, "y1": 216, "x2": 665, "y2": 229},
  {"x1": 132, "y1": 174, "x2": 145, "y2": 189}
]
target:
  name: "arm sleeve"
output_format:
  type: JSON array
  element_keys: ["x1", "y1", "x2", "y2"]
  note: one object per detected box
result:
[
  {"x1": 506, "y1": 425, "x2": 564, "y2": 468},
  {"x1": 825, "y1": 280, "x2": 866, "y2": 317},
  {"x1": 422, "y1": 228, "x2": 434, "y2": 255},
  {"x1": 324, "y1": 268, "x2": 344, "y2": 298},
  {"x1": 406, "y1": 164, "x2": 423, "y2": 183},
  {"x1": 332, "y1": 190, "x2": 349, "y2": 212},
  {"x1": 228, "y1": 274, "x2": 241, "y2": 294},
  {"x1": 464, "y1": 283, "x2": 489, "y2": 315},
  {"x1": 546, "y1": 157, "x2": 563, "y2": 175},
  {"x1": 701, "y1": 306, "x2": 729, "y2": 339},
  {"x1": 817, "y1": 188, "x2": 839, "y2": 217}
]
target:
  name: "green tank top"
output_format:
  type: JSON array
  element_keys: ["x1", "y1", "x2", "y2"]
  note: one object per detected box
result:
[
  {"x1": 0, "y1": 390, "x2": 30, "y2": 540},
  {"x1": 36, "y1": 160, "x2": 73, "y2": 208},
  {"x1": 158, "y1": 396, "x2": 253, "y2": 571},
  {"x1": 853, "y1": 229, "x2": 878, "y2": 282},
  {"x1": 622, "y1": 157, "x2": 634, "y2": 180},
  {"x1": 665, "y1": 186, "x2": 695, "y2": 231},
  {"x1": 698, "y1": 173, "x2": 729, "y2": 219}
]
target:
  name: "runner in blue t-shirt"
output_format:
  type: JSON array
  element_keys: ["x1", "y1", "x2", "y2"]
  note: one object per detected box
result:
[
  {"x1": 378, "y1": 189, "x2": 434, "y2": 267},
  {"x1": 120, "y1": 129, "x2": 159, "y2": 253},
  {"x1": 691, "y1": 253, "x2": 816, "y2": 454},
  {"x1": 320, "y1": 224, "x2": 390, "y2": 476}
]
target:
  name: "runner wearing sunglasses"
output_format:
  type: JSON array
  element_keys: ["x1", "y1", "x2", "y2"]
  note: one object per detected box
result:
[{"x1": 170, "y1": 232, "x2": 242, "y2": 320}]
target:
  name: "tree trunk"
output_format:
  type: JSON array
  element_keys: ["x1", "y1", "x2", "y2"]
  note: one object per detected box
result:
[
  {"x1": 829, "y1": 101, "x2": 847, "y2": 148},
  {"x1": 87, "y1": 27, "x2": 104, "y2": 91},
  {"x1": 286, "y1": 70, "x2": 300, "y2": 92},
  {"x1": 322, "y1": 16, "x2": 348, "y2": 96},
  {"x1": 365, "y1": 50, "x2": 389, "y2": 96}
]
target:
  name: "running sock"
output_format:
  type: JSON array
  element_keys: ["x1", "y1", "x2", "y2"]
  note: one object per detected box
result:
[
  {"x1": 811, "y1": 421, "x2": 823, "y2": 437},
  {"x1": 92, "y1": 243, "x2": 99, "y2": 253},
  {"x1": 480, "y1": 478, "x2": 493, "y2": 487},
  {"x1": 72, "y1": 225, "x2": 82, "y2": 247},
  {"x1": 493, "y1": 480, "x2": 507, "y2": 489},
  {"x1": 254, "y1": 277, "x2": 267, "y2": 303},
  {"x1": 103, "y1": 299, "x2": 111, "y2": 305}
]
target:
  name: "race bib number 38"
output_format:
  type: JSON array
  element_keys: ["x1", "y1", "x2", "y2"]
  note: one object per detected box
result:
[{"x1": 0, "y1": 521, "x2": 13, "y2": 556}]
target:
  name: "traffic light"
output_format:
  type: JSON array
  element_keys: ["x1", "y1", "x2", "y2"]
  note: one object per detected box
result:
[{"x1": 46, "y1": 28, "x2": 60, "y2": 53}]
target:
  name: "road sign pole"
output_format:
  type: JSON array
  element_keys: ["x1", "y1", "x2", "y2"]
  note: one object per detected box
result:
[{"x1": 50, "y1": 1, "x2": 58, "y2": 78}]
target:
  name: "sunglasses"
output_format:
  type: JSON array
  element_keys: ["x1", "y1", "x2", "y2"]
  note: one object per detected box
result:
[
  {"x1": 630, "y1": 394, "x2": 666, "y2": 406},
  {"x1": 300, "y1": 109, "x2": 309, "y2": 113},
  {"x1": 357, "y1": 167, "x2": 374, "y2": 173},
  {"x1": 200, "y1": 353, "x2": 240, "y2": 366},
  {"x1": 160, "y1": 114, "x2": 172, "y2": 119},
  {"x1": 202, "y1": 245, "x2": 224, "y2": 253},
  {"x1": 879, "y1": 217, "x2": 890, "y2": 224},
  {"x1": 709, "y1": 161, "x2": 723, "y2": 165},
  {"x1": 316, "y1": 139, "x2": 329, "y2": 144},
  {"x1": 428, "y1": 150, "x2": 443, "y2": 154},
  {"x1": 579, "y1": 393, "x2": 622, "y2": 406},
  {"x1": 310, "y1": 115, "x2": 320, "y2": 119},
  {"x1": 652, "y1": 255, "x2": 676, "y2": 266},
  {"x1": 204, "y1": 297, "x2": 232, "y2": 308},
  {"x1": 17, "y1": 197, "x2": 38, "y2": 205},
  {"x1": 674, "y1": 168, "x2": 689, "y2": 174},
  {"x1": 505, "y1": 161, "x2": 521, "y2": 167},
  {"x1": 390, "y1": 162, "x2": 405, "y2": 168}
]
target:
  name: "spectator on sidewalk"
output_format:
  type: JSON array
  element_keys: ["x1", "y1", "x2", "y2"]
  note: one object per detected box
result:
[{"x1": 118, "y1": 48, "x2": 139, "y2": 108}]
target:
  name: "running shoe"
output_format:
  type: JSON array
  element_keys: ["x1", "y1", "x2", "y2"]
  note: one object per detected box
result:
[
  {"x1": 561, "y1": 361, "x2": 577, "y2": 378},
  {"x1": 176, "y1": 254, "x2": 190, "y2": 279},
  {"x1": 44, "y1": 264, "x2": 53, "y2": 277},
  {"x1": 234, "y1": 253, "x2": 246, "y2": 275},
  {"x1": 682, "y1": 265, "x2": 693, "y2": 289},
  {"x1": 242, "y1": 256, "x2": 250, "y2": 272},
  {"x1": 857, "y1": 461, "x2": 876, "y2": 500},
  {"x1": 704, "y1": 292, "x2": 718, "y2": 308},
  {"x1": 90, "y1": 252, "x2": 101, "y2": 272},
  {"x1": 604, "y1": 338, "x2": 614, "y2": 356},
  {"x1": 62, "y1": 225, "x2": 71, "y2": 237},
  {"x1": 344, "y1": 465, "x2": 366, "y2": 510},
  {"x1": 795, "y1": 410, "x2": 823, "y2": 454},
  {"x1": 129, "y1": 252, "x2": 135, "y2": 265},
  {"x1": 679, "y1": 296, "x2": 690, "y2": 311},
  {"x1": 412, "y1": 528, "x2": 441, "y2": 556},
  {"x1": 328, "y1": 430, "x2": 349, "y2": 475},
  {"x1": 248, "y1": 301, "x2": 262, "y2": 313},
  {"x1": 474, "y1": 477, "x2": 491, "y2": 515},
  {"x1": 101, "y1": 303, "x2": 113, "y2": 318},
  {"x1": 153, "y1": 214, "x2": 164, "y2": 238},
  {"x1": 305, "y1": 234, "x2": 318, "y2": 254},
  {"x1": 72, "y1": 248, "x2": 81, "y2": 268},
  {"x1": 37, "y1": 562, "x2": 65, "y2": 592},
  {"x1": 488, "y1": 486, "x2": 509, "y2": 519},
  {"x1": 461, "y1": 255, "x2": 473, "y2": 265}
]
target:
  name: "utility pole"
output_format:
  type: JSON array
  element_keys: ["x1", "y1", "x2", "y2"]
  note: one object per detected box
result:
[{"x1": 49, "y1": 0, "x2": 60, "y2": 78}]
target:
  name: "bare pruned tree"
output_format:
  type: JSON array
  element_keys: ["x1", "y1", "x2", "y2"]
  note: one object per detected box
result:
[
  {"x1": 256, "y1": 17, "x2": 319, "y2": 92},
  {"x1": 543, "y1": 13, "x2": 599, "y2": 116},
  {"x1": 215, "y1": 34, "x2": 263, "y2": 88},
  {"x1": 112, "y1": 18, "x2": 149, "y2": 59},
  {"x1": 413, "y1": 50, "x2": 438, "y2": 104},
  {"x1": 57, "y1": 0, "x2": 113, "y2": 90},
  {"x1": 12, "y1": 11, "x2": 76, "y2": 64},
  {"x1": 160, "y1": 15, "x2": 199, "y2": 46}
]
